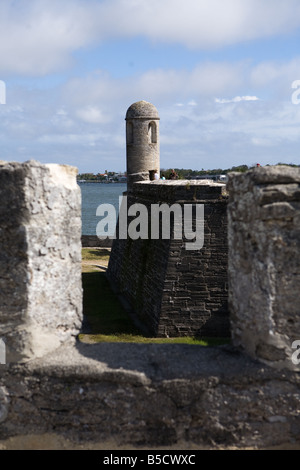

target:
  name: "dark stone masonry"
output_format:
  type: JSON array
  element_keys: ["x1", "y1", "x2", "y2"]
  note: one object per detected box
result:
[{"x1": 107, "y1": 179, "x2": 229, "y2": 337}]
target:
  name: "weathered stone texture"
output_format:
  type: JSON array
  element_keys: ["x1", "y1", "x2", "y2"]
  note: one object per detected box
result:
[
  {"x1": 227, "y1": 166, "x2": 300, "y2": 370},
  {"x1": 0, "y1": 160, "x2": 82, "y2": 363},
  {"x1": 107, "y1": 180, "x2": 229, "y2": 337},
  {"x1": 0, "y1": 343, "x2": 299, "y2": 449},
  {"x1": 126, "y1": 101, "x2": 160, "y2": 189},
  {"x1": 0, "y1": 164, "x2": 299, "y2": 450}
]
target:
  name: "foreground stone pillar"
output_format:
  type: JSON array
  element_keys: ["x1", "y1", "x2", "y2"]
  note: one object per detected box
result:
[
  {"x1": 227, "y1": 166, "x2": 300, "y2": 370},
  {"x1": 0, "y1": 160, "x2": 82, "y2": 363}
]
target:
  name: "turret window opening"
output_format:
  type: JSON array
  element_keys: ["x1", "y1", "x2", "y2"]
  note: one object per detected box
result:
[{"x1": 148, "y1": 122, "x2": 157, "y2": 144}]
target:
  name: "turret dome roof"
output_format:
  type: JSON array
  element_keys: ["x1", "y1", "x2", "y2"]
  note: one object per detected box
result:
[{"x1": 126, "y1": 100, "x2": 160, "y2": 120}]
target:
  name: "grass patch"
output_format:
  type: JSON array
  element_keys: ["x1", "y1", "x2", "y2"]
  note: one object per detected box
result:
[
  {"x1": 80, "y1": 332, "x2": 228, "y2": 346},
  {"x1": 82, "y1": 247, "x2": 110, "y2": 262},
  {"x1": 81, "y1": 269, "x2": 141, "y2": 337},
  {"x1": 80, "y1": 248, "x2": 230, "y2": 346}
]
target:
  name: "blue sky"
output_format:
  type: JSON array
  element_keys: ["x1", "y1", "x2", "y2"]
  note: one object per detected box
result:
[{"x1": 0, "y1": 0, "x2": 300, "y2": 173}]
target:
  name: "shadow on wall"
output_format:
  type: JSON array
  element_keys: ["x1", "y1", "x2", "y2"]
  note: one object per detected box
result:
[
  {"x1": 79, "y1": 266, "x2": 231, "y2": 342},
  {"x1": 74, "y1": 340, "x2": 257, "y2": 381}
]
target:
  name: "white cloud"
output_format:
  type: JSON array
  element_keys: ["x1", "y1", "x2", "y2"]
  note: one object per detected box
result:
[
  {"x1": 56, "y1": 109, "x2": 68, "y2": 116},
  {"x1": 1, "y1": 54, "x2": 300, "y2": 172},
  {"x1": 38, "y1": 133, "x2": 99, "y2": 145},
  {"x1": 62, "y1": 71, "x2": 123, "y2": 106},
  {"x1": 251, "y1": 137, "x2": 276, "y2": 147},
  {"x1": 99, "y1": 0, "x2": 300, "y2": 48},
  {"x1": 76, "y1": 106, "x2": 110, "y2": 124},
  {"x1": 250, "y1": 58, "x2": 300, "y2": 100},
  {"x1": 0, "y1": 0, "x2": 101, "y2": 75},
  {"x1": 62, "y1": 62, "x2": 245, "y2": 110},
  {"x1": 215, "y1": 96, "x2": 260, "y2": 104},
  {"x1": 1, "y1": 0, "x2": 300, "y2": 75}
]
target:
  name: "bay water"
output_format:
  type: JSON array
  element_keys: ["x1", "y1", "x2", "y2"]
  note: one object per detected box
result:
[{"x1": 79, "y1": 182, "x2": 127, "y2": 235}]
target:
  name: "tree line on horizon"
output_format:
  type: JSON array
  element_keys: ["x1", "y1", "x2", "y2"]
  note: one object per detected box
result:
[
  {"x1": 77, "y1": 163, "x2": 299, "y2": 181},
  {"x1": 161, "y1": 162, "x2": 299, "y2": 179}
]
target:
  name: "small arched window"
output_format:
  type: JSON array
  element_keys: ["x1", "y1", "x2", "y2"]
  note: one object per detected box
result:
[
  {"x1": 148, "y1": 122, "x2": 157, "y2": 144},
  {"x1": 126, "y1": 122, "x2": 133, "y2": 144}
]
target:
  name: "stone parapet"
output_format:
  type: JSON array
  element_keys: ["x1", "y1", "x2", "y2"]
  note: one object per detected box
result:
[
  {"x1": 0, "y1": 164, "x2": 299, "y2": 450},
  {"x1": 0, "y1": 342, "x2": 299, "y2": 449},
  {"x1": 227, "y1": 166, "x2": 300, "y2": 370},
  {"x1": 0, "y1": 160, "x2": 82, "y2": 363}
]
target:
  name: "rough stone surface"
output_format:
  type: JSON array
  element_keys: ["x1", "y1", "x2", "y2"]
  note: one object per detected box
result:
[
  {"x1": 126, "y1": 101, "x2": 160, "y2": 189},
  {"x1": 0, "y1": 160, "x2": 83, "y2": 363},
  {"x1": 126, "y1": 101, "x2": 160, "y2": 120},
  {"x1": 227, "y1": 166, "x2": 300, "y2": 370},
  {"x1": 0, "y1": 342, "x2": 299, "y2": 449},
  {"x1": 0, "y1": 164, "x2": 300, "y2": 450},
  {"x1": 107, "y1": 180, "x2": 229, "y2": 337}
]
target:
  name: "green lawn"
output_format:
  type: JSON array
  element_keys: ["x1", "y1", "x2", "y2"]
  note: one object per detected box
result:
[
  {"x1": 81, "y1": 247, "x2": 110, "y2": 263},
  {"x1": 79, "y1": 248, "x2": 230, "y2": 346}
]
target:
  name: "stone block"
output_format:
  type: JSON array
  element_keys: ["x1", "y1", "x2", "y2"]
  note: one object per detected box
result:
[
  {"x1": 227, "y1": 166, "x2": 300, "y2": 370},
  {"x1": 0, "y1": 160, "x2": 82, "y2": 363}
]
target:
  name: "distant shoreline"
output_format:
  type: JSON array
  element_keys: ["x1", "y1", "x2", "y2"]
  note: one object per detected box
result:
[{"x1": 78, "y1": 181, "x2": 126, "y2": 184}]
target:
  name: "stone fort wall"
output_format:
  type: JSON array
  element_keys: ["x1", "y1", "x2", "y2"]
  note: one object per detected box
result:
[
  {"x1": 0, "y1": 161, "x2": 299, "y2": 449},
  {"x1": 107, "y1": 179, "x2": 229, "y2": 338},
  {"x1": 228, "y1": 165, "x2": 300, "y2": 370}
]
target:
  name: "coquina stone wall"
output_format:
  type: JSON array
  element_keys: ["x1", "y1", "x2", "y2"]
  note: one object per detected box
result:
[
  {"x1": 0, "y1": 342, "x2": 299, "y2": 450},
  {"x1": 0, "y1": 164, "x2": 299, "y2": 450},
  {"x1": 0, "y1": 160, "x2": 82, "y2": 363},
  {"x1": 107, "y1": 179, "x2": 229, "y2": 338},
  {"x1": 227, "y1": 166, "x2": 300, "y2": 371}
]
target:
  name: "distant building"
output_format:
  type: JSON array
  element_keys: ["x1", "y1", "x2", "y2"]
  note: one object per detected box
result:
[
  {"x1": 117, "y1": 174, "x2": 127, "y2": 183},
  {"x1": 194, "y1": 174, "x2": 227, "y2": 182}
]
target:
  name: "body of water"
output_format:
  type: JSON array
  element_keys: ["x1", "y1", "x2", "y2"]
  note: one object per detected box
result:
[{"x1": 79, "y1": 182, "x2": 127, "y2": 235}]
